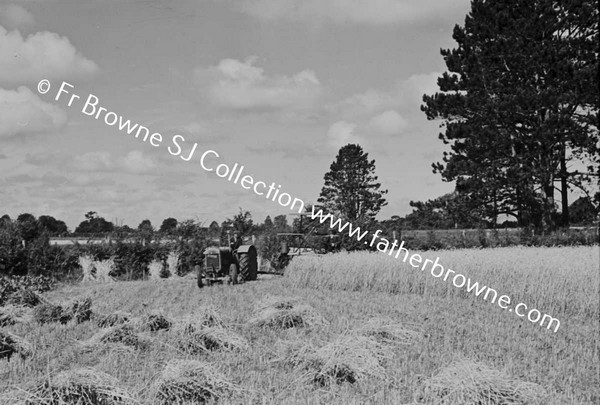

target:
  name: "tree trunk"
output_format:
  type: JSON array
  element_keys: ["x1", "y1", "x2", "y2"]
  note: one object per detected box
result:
[
  {"x1": 560, "y1": 142, "x2": 569, "y2": 227},
  {"x1": 543, "y1": 181, "x2": 555, "y2": 232}
]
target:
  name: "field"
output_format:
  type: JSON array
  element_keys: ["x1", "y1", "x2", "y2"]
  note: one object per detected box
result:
[{"x1": 1, "y1": 245, "x2": 598, "y2": 404}]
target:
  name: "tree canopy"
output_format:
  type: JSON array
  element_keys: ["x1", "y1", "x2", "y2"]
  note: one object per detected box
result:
[
  {"x1": 159, "y1": 217, "x2": 178, "y2": 234},
  {"x1": 74, "y1": 212, "x2": 114, "y2": 235},
  {"x1": 422, "y1": 0, "x2": 599, "y2": 231},
  {"x1": 38, "y1": 215, "x2": 69, "y2": 236},
  {"x1": 318, "y1": 144, "x2": 388, "y2": 221}
]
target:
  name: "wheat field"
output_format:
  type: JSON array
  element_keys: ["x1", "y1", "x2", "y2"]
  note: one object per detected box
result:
[{"x1": 1, "y1": 245, "x2": 598, "y2": 404}]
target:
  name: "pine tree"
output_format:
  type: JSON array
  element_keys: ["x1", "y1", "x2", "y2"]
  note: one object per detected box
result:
[
  {"x1": 318, "y1": 144, "x2": 388, "y2": 221},
  {"x1": 422, "y1": 0, "x2": 599, "y2": 231}
]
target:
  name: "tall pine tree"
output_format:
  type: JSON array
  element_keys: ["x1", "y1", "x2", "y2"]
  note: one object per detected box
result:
[
  {"x1": 318, "y1": 144, "x2": 388, "y2": 222},
  {"x1": 422, "y1": 0, "x2": 599, "y2": 231}
]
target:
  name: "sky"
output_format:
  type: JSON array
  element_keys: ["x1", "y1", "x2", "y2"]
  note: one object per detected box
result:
[{"x1": 0, "y1": 0, "x2": 474, "y2": 230}]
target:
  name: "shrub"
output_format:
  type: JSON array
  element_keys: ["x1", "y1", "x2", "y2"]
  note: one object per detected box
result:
[{"x1": 112, "y1": 242, "x2": 157, "y2": 280}]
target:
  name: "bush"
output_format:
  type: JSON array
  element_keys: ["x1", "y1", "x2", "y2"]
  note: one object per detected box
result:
[
  {"x1": 0, "y1": 222, "x2": 28, "y2": 275},
  {"x1": 0, "y1": 275, "x2": 55, "y2": 306},
  {"x1": 112, "y1": 242, "x2": 163, "y2": 280}
]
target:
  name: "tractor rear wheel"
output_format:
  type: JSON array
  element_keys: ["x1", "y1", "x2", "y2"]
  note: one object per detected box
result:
[
  {"x1": 229, "y1": 263, "x2": 238, "y2": 285},
  {"x1": 238, "y1": 251, "x2": 257, "y2": 282}
]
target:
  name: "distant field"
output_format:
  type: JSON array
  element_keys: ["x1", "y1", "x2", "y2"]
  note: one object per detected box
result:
[{"x1": 1, "y1": 246, "x2": 598, "y2": 404}]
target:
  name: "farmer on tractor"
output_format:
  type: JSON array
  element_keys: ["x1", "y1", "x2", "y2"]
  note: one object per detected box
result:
[
  {"x1": 197, "y1": 229, "x2": 258, "y2": 288},
  {"x1": 230, "y1": 231, "x2": 243, "y2": 251}
]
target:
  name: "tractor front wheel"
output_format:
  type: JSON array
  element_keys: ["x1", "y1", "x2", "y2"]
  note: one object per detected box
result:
[{"x1": 229, "y1": 263, "x2": 238, "y2": 285}]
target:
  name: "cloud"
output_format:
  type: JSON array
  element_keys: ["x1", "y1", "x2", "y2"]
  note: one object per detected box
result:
[
  {"x1": 70, "y1": 173, "x2": 116, "y2": 187},
  {"x1": 73, "y1": 150, "x2": 157, "y2": 175},
  {"x1": 24, "y1": 151, "x2": 63, "y2": 166},
  {"x1": 40, "y1": 172, "x2": 68, "y2": 185},
  {"x1": 333, "y1": 71, "x2": 441, "y2": 119},
  {"x1": 0, "y1": 153, "x2": 7, "y2": 159},
  {"x1": 368, "y1": 110, "x2": 408, "y2": 135},
  {"x1": 196, "y1": 56, "x2": 321, "y2": 111},
  {"x1": 180, "y1": 121, "x2": 208, "y2": 135},
  {"x1": 74, "y1": 151, "x2": 113, "y2": 172},
  {"x1": 5, "y1": 173, "x2": 35, "y2": 184},
  {"x1": 122, "y1": 150, "x2": 156, "y2": 174},
  {"x1": 326, "y1": 120, "x2": 360, "y2": 147},
  {"x1": 0, "y1": 4, "x2": 35, "y2": 30},
  {"x1": 0, "y1": 86, "x2": 67, "y2": 138},
  {"x1": 0, "y1": 25, "x2": 98, "y2": 86},
  {"x1": 227, "y1": 0, "x2": 467, "y2": 25},
  {"x1": 336, "y1": 88, "x2": 396, "y2": 117}
]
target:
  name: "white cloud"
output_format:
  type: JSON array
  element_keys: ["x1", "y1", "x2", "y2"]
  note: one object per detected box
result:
[
  {"x1": 74, "y1": 151, "x2": 113, "y2": 172},
  {"x1": 196, "y1": 56, "x2": 322, "y2": 111},
  {"x1": 0, "y1": 4, "x2": 35, "y2": 30},
  {"x1": 0, "y1": 86, "x2": 67, "y2": 138},
  {"x1": 368, "y1": 110, "x2": 408, "y2": 135},
  {"x1": 327, "y1": 120, "x2": 360, "y2": 147},
  {"x1": 336, "y1": 88, "x2": 396, "y2": 118},
  {"x1": 181, "y1": 121, "x2": 208, "y2": 135},
  {"x1": 73, "y1": 150, "x2": 157, "y2": 175},
  {"x1": 0, "y1": 25, "x2": 98, "y2": 86},
  {"x1": 333, "y1": 71, "x2": 441, "y2": 119},
  {"x1": 228, "y1": 0, "x2": 467, "y2": 25},
  {"x1": 122, "y1": 150, "x2": 156, "y2": 174}
]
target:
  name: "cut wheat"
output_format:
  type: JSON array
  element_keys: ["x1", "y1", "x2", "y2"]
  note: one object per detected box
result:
[
  {"x1": 414, "y1": 358, "x2": 549, "y2": 405},
  {"x1": 154, "y1": 359, "x2": 238, "y2": 404},
  {"x1": 24, "y1": 367, "x2": 137, "y2": 405}
]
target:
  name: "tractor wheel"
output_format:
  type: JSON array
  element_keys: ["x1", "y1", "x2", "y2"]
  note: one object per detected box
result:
[
  {"x1": 229, "y1": 263, "x2": 238, "y2": 285},
  {"x1": 196, "y1": 265, "x2": 203, "y2": 288},
  {"x1": 238, "y1": 251, "x2": 257, "y2": 282}
]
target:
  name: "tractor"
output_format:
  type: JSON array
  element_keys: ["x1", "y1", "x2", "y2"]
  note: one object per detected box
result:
[{"x1": 197, "y1": 235, "x2": 258, "y2": 288}]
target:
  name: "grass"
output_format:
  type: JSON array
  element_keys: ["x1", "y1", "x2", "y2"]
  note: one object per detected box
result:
[{"x1": 0, "y1": 245, "x2": 598, "y2": 404}]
